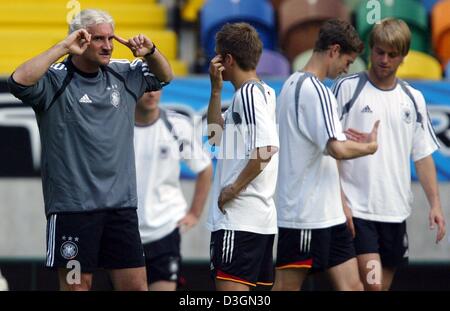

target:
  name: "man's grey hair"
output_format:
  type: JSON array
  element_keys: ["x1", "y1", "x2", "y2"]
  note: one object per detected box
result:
[{"x1": 69, "y1": 9, "x2": 115, "y2": 34}]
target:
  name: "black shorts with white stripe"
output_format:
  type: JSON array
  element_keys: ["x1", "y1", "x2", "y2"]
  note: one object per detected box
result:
[
  {"x1": 46, "y1": 208, "x2": 145, "y2": 273},
  {"x1": 353, "y1": 218, "x2": 408, "y2": 268},
  {"x1": 143, "y1": 228, "x2": 181, "y2": 284},
  {"x1": 276, "y1": 223, "x2": 356, "y2": 272},
  {"x1": 210, "y1": 230, "x2": 275, "y2": 287}
]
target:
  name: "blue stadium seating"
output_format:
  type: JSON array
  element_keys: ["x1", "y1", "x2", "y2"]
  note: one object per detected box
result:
[
  {"x1": 200, "y1": 0, "x2": 276, "y2": 60},
  {"x1": 256, "y1": 49, "x2": 290, "y2": 77},
  {"x1": 446, "y1": 62, "x2": 450, "y2": 80},
  {"x1": 356, "y1": 0, "x2": 430, "y2": 60},
  {"x1": 421, "y1": 0, "x2": 440, "y2": 12}
]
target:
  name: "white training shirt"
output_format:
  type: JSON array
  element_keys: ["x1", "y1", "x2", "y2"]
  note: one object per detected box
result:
[
  {"x1": 334, "y1": 73, "x2": 440, "y2": 222},
  {"x1": 206, "y1": 80, "x2": 279, "y2": 234},
  {"x1": 276, "y1": 72, "x2": 347, "y2": 229},
  {"x1": 134, "y1": 109, "x2": 211, "y2": 244}
]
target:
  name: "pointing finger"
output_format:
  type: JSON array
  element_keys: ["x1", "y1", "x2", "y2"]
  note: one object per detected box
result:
[
  {"x1": 211, "y1": 55, "x2": 223, "y2": 63},
  {"x1": 373, "y1": 120, "x2": 380, "y2": 131},
  {"x1": 132, "y1": 36, "x2": 142, "y2": 48},
  {"x1": 138, "y1": 34, "x2": 144, "y2": 45},
  {"x1": 113, "y1": 35, "x2": 130, "y2": 47}
]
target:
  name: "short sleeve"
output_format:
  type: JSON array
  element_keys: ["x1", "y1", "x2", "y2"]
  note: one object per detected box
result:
[
  {"x1": 8, "y1": 69, "x2": 61, "y2": 111},
  {"x1": 298, "y1": 77, "x2": 346, "y2": 152},
  {"x1": 126, "y1": 59, "x2": 165, "y2": 99},
  {"x1": 332, "y1": 75, "x2": 358, "y2": 126},
  {"x1": 411, "y1": 90, "x2": 440, "y2": 161},
  {"x1": 240, "y1": 83, "x2": 279, "y2": 152}
]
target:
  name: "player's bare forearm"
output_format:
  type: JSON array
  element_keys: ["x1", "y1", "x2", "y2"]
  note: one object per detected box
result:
[
  {"x1": 14, "y1": 29, "x2": 91, "y2": 86},
  {"x1": 333, "y1": 120, "x2": 380, "y2": 159},
  {"x1": 415, "y1": 156, "x2": 441, "y2": 208},
  {"x1": 13, "y1": 43, "x2": 69, "y2": 86},
  {"x1": 217, "y1": 160, "x2": 261, "y2": 212},
  {"x1": 327, "y1": 139, "x2": 378, "y2": 160},
  {"x1": 415, "y1": 155, "x2": 446, "y2": 242},
  {"x1": 217, "y1": 147, "x2": 277, "y2": 212},
  {"x1": 207, "y1": 90, "x2": 224, "y2": 144},
  {"x1": 232, "y1": 146, "x2": 277, "y2": 194},
  {"x1": 207, "y1": 55, "x2": 225, "y2": 144},
  {"x1": 189, "y1": 164, "x2": 213, "y2": 218},
  {"x1": 144, "y1": 49, "x2": 173, "y2": 83}
]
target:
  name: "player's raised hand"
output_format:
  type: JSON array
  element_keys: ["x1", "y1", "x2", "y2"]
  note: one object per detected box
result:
[
  {"x1": 209, "y1": 55, "x2": 225, "y2": 91},
  {"x1": 62, "y1": 29, "x2": 91, "y2": 55},
  {"x1": 368, "y1": 120, "x2": 380, "y2": 144},
  {"x1": 114, "y1": 34, "x2": 154, "y2": 57},
  {"x1": 344, "y1": 128, "x2": 366, "y2": 142},
  {"x1": 344, "y1": 120, "x2": 380, "y2": 144}
]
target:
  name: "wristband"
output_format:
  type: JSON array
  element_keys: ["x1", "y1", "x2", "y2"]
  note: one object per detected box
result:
[{"x1": 145, "y1": 43, "x2": 156, "y2": 57}]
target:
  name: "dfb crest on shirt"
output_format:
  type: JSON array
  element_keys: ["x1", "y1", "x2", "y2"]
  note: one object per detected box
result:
[
  {"x1": 60, "y1": 241, "x2": 78, "y2": 260},
  {"x1": 401, "y1": 103, "x2": 412, "y2": 124},
  {"x1": 110, "y1": 90, "x2": 121, "y2": 108},
  {"x1": 160, "y1": 145, "x2": 169, "y2": 159}
]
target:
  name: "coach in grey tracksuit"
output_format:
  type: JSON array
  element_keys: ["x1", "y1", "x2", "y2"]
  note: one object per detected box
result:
[{"x1": 7, "y1": 9, "x2": 173, "y2": 291}]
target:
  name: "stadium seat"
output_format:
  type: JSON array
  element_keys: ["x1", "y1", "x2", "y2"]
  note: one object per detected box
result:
[
  {"x1": 256, "y1": 49, "x2": 290, "y2": 77},
  {"x1": 200, "y1": 0, "x2": 276, "y2": 59},
  {"x1": 343, "y1": 0, "x2": 361, "y2": 12},
  {"x1": 291, "y1": 49, "x2": 366, "y2": 74},
  {"x1": 421, "y1": 0, "x2": 440, "y2": 12},
  {"x1": 0, "y1": 29, "x2": 187, "y2": 77},
  {"x1": 432, "y1": 0, "x2": 450, "y2": 67},
  {"x1": 278, "y1": 0, "x2": 350, "y2": 61},
  {"x1": 270, "y1": 0, "x2": 284, "y2": 11},
  {"x1": 0, "y1": 56, "x2": 187, "y2": 77},
  {"x1": 0, "y1": 3, "x2": 166, "y2": 29},
  {"x1": 0, "y1": 28, "x2": 177, "y2": 59},
  {"x1": 446, "y1": 62, "x2": 450, "y2": 80},
  {"x1": 396, "y1": 50, "x2": 442, "y2": 80},
  {"x1": 15, "y1": 0, "x2": 157, "y2": 4},
  {"x1": 181, "y1": 0, "x2": 206, "y2": 23},
  {"x1": 0, "y1": 1, "x2": 190, "y2": 76},
  {"x1": 356, "y1": 0, "x2": 429, "y2": 58},
  {"x1": 114, "y1": 30, "x2": 178, "y2": 60}
]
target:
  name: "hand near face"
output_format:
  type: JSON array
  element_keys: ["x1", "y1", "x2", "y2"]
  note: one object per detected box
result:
[
  {"x1": 114, "y1": 34, "x2": 154, "y2": 57},
  {"x1": 209, "y1": 55, "x2": 225, "y2": 91},
  {"x1": 63, "y1": 29, "x2": 91, "y2": 55}
]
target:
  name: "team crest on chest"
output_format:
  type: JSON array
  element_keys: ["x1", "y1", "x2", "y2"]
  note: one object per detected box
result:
[
  {"x1": 401, "y1": 102, "x2": 412, "y2": 124},
  {"x1": 110, "y1": 90, "x2": 121, "y2": 108},
  {"x1": 109, "y1": 84, "x2": 121, "y2": 108},
  {"x1": 160, "y1": 145, "x2": 169, "y2": 159}
]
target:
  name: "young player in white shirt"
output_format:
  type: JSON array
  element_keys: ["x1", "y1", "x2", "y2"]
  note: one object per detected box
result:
[
  {"x1": 273, "y1": 19, "x2": 380, "y2": 291},
  {"x1": 334, "y1": 18, "x2": 446, "y2": 291},
  {"x1": 206, "y1": 22, "x2": 279, "y2": 291},
  {"x1": 135, "y1": 90, "x2": 212, "y2": 291}
]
